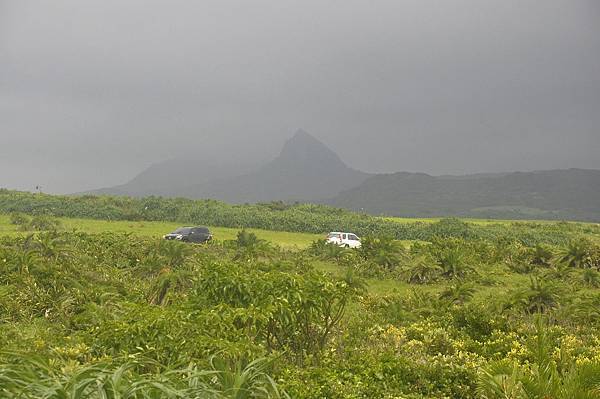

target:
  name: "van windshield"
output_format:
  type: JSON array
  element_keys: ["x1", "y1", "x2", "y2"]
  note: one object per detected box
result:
[
  {"x1": 172, "y1": 227, "x2": 191, "y2": 234},
  {"x1": 327, "y1": 233, "x2": 341, "y2": 239}
]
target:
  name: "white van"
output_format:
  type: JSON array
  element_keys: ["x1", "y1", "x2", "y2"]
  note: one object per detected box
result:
[{"x1": 326, "y1": 232, "x2": 361, "y2": 248}]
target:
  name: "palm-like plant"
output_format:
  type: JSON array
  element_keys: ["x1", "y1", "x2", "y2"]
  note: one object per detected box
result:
[
  {"x1": 9, "y1": 249, "x2": 40, "y2": 274},
  {"x1": 145, "y1": 241, "x2": 195, "y2": 306},
  {"x1": 147, "y1": 267, "x2": 193, "y2": 306},
  {"x1": 0, "y1": 354, "x2": 288, "y2": 398},
  {"x1": 236, "y1": 229, "x2": 261, "y2": 247},
  {"x1": 543, "y1": 262, "x2": 575, "y2": 281},
  {"x1": 437, "y1": 247, "x2": 473, "y2": 279},
  {"x1": 554, "y1": 239, "x2": 592, "y2": 269},
  {"x1": 477, "y1": 361, "x2": 526, "y2": 399},
  {"x1": 233, "y1": 230, "x2": 275, "y2": 262},
  {"x1": 512, "y1": 277, "x2": 561, "y2": 314},
  {"x1": 401, "y1": 255, "x2": 441, "y2": 284},
  {"x1": 438, "y1": 282, "x2": 477, "y2": 305},
  {"x1": 0, "y1": 355, "x2": 181, "y2": 398},
  {"x1": 566, "y1": 293, "x2": 600, "y2": 324},
  {"x1": 359, "y1": 236, "x2": 404, "y2": 270},
  {"x1": 582, "y1": 268, "x2": 600, "y2": 287},
  {"x1": 205, "y1": 356, "x2": 289, "y2": 399},
  {"x1": 158, "y1": 240, "x2": 193, "y2": 268},
  {"x1": 530, "y1": 244, "x2": 554, "y2": 267},
  {"x1": 34, "y1": 232, "x2": 71, "y2": 261},
  {"x1": 323, "y1": 242, "x2": 348, "y2": 262},
  {"x1": 307, "y1": 239, "x2": 348, "y2": 262}
]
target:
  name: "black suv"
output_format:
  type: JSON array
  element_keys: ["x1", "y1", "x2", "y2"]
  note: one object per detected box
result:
[{"x1": 163, "y1": 226, "x2": 212, "y2": 243}]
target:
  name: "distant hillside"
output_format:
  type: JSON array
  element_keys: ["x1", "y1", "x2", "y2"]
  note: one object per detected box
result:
[
  {"x1": 90, "y1": 158, "x2": 257, "y2": 197},
  {"x1": 178, "y1": 129, "x2": 370, "y2": 202},
  {"x1": 87, "y1": 129, "x2": 370, "y2": 203},
  {"x1": 328, "y1": 169, "x2": 600, "y2": 221},
  {"x1": 86, "y1": 131, "x2": 600, "y2": 222}
]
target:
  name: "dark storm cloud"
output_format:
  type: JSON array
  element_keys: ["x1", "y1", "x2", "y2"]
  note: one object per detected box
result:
[{"x1": 1, "y1": 0, "x2": 599, "y2": 192}]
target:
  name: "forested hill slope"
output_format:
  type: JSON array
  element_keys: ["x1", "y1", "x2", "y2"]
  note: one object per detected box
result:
[{"x1": 328, "y1": 168, "x2": 600, "y2": 221}]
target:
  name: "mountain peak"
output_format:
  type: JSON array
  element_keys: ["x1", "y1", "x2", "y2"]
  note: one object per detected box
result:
[
  {"x1": 278, "y1": 129, "x2": 344, "y2": 166},
  {"x1": 285, "y1": 128, "x2": 324, "y2": 147},
  {"x1": 291, "y1": 128, "x2": 313, "y2": 140}
]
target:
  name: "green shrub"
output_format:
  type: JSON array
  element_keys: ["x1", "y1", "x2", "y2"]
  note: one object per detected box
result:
[{"x1": 9, "y1": 212, "x2": 29, "y2": 226}]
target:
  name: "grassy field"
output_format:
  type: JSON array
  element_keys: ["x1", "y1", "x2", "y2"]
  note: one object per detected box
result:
[
  {"x1": 0, "y1": 214, "x2": 322, "y2": 249},
  {"x1": 0, "y1": 212, "x2": 549, "y2": 305},
  {"x1": 0, "y1": 214, "x2": 471, "y2": 296},
  {"x1": 0, "y1": 213, "x2": 595, "y2": 299}
]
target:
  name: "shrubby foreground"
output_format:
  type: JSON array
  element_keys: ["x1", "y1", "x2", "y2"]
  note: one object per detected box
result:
[{"x1": 1, "y1": 222, "x2": 600, "y2": 398}]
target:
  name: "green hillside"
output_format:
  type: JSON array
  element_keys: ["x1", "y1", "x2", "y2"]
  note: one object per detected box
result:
[{"x1": 329, "y1": 168, "x2": 600, "y2": 221}]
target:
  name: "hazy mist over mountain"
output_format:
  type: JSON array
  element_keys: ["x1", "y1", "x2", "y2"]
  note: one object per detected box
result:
[
  {"x1": 90, "y1": 129, "x2": 370, "y2": 202},
  {"x1": 1, "y1": 1, "x2": 599, "y2": 194}
]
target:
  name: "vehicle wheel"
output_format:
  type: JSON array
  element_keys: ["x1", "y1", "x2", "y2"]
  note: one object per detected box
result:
[{"x1": 345, "y1": 244, "x2": 349, "y2": 248}]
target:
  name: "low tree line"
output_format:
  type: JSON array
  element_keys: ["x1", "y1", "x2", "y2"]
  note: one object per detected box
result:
[{"x1": 2, "y1": 189, "x2": 598, "y2": 245}]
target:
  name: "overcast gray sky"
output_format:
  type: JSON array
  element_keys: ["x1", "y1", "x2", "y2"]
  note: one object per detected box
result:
[{"x1": 1, "y1": 0, "x2": 599, "y2": 193}]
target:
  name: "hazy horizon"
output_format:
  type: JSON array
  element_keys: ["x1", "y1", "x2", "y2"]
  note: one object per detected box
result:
[{"x1": 2, "y1": 1, "x2": 599, "y2": 193}]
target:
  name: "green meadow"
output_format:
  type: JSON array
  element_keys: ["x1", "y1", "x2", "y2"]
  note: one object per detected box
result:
[{"x1": 0, "y1": 213, "x2": 322, "y2": 249}]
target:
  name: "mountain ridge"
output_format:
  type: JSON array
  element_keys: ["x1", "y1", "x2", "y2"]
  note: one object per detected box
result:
[
  {"x1": 327, "y1": 168, "x2": 600, "y2": 221},
  {"x1": 85, "y1": 130, "x2": 600, "y2": 221},
  {"x1": 86, "y1": 129, "x2": 370, "y2": 203},
  {"x1": 177, "y1": 129, "x2": 371, "y2": 202}
]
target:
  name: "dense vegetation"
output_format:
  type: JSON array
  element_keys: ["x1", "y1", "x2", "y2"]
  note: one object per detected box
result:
[
  {"x1": 1, "y1": 190, "x2": 599, "y2": 246},
  {"x1": 1, "y1": 205, "x2": 600, "y2": 397}
]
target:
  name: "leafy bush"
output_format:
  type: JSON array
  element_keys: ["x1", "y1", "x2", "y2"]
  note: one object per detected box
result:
[
  {"x1": 9, "y1": 212, "x2": 29, "y2": 226},
  {"x1": 477, "y1": 317, "x2": 600, "y2": 399}
]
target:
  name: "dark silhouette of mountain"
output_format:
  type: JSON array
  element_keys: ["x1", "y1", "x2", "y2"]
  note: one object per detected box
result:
[
  {"x1": 178, "y1": 129, "x2": 371, "y2": 202},
  {"x1": 328, "y1": 168, "x2": 600, "y2": 221},
  {"x1": 89, "y1": 158, "x2": 257, "y2": 197},
  {"x1": 87, "y1": 129, "x2": 370, "y2": 202}
]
